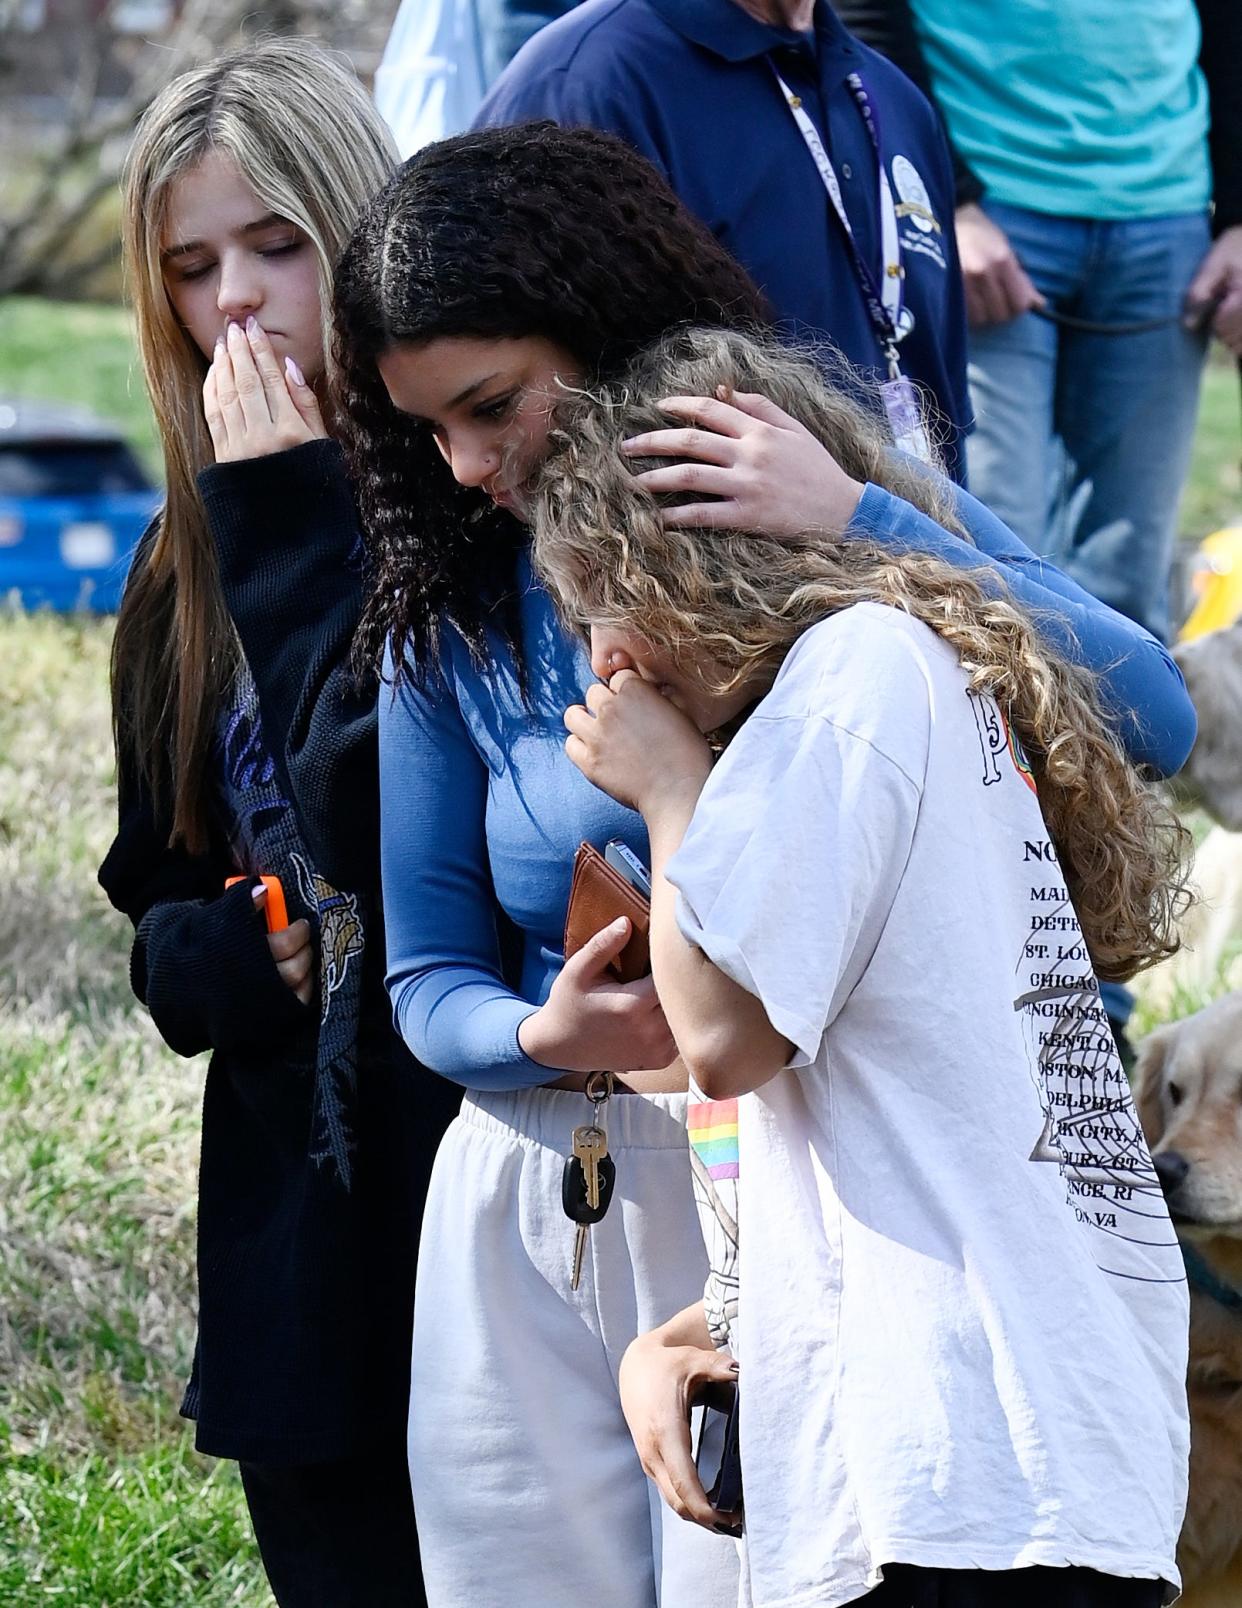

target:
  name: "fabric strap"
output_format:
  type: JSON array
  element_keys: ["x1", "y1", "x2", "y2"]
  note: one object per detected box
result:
[
  {"x1": 770, "y1": 65, "x2": 906, "y2": 371},
  {"x1": 1182, "y1": 1239, "x2": 1242, "y2": 1315}
]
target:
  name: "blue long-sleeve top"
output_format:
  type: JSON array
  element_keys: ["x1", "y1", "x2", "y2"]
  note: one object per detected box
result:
[{"x1": 380, "y1": 481, "x2": 1196, "y2": 1090}]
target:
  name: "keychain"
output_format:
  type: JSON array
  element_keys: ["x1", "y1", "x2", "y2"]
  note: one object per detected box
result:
[{"x1": 562, "y1": 1072, "x2": 618, "y2": 1290}]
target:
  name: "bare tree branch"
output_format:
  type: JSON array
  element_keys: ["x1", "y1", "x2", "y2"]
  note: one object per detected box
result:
[
  {"x1": 0, "y1": 167, "x2": 127, "y2": 297},
  {"x1": 0, "y1": 0, "x2": 255, "y2": 298},
  {"x1": 27, "y1": 233, "x2": 122, "y2": 301}
]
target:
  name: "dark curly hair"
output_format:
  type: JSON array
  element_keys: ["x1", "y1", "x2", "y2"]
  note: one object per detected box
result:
[{"x1": 332, "y1": 121, "x2": 771, "y2": 682}]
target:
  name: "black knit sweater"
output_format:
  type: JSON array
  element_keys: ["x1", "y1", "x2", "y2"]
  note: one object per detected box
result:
[{"x1": 99, "y1": 440, "x2": 460, "y2": 1465}]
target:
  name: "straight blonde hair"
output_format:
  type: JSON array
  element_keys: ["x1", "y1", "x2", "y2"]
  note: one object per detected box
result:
[
  {"x1": 533, "y1": 327, "x2": 1193, "y2": 981},
  {"x1": 114, "y1": 38, "x2": 396, "y2": 850}
]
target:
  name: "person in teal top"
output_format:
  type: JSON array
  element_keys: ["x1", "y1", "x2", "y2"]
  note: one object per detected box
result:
[
  {"x1": 838, "y1": 0, "x2": 1242, "y2": 643},
  {"x1": 908, "y1": 0, "x2": 1211, "y2": 223}
]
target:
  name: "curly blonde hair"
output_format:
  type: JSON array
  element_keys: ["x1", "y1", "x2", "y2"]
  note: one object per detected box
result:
[{"x1": 532, "y1": 328, "x2": 1192, "y2": 981}]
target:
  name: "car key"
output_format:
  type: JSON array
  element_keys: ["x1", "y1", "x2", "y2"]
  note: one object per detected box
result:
[{"x1": 563, "y1": 1122, "x2": 616, "y2": 1290}]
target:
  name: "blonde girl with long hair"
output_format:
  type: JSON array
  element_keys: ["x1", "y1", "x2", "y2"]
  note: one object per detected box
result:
[
  {"x1": 536, "y1": 327, "x2": 1195, "y2": 1608},
  {"x1": 99, "y1": 39, "x2": 457, "y2": 1605}
]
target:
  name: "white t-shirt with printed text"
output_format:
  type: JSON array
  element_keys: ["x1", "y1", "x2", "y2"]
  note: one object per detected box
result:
[{"x1": 669, "y1": 602, "x2": 1188, "y2": 1608}]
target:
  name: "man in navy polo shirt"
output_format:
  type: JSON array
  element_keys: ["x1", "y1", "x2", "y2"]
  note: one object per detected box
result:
[{"x1": 476, "y1": 0, "x2": 971, "y2": 479}]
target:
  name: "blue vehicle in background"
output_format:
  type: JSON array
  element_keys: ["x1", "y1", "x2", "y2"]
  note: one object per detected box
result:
[{"x1": 0, "y1": 398, "x2": 160, "y2": 612}]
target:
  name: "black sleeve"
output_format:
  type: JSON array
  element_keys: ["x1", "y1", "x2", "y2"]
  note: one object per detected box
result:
[
  {"x1": 199, "y1": 440, "x2": 377, "y2": 895},
  {"x1": 833, "y1": 0, "x2": 984, "y2": 208},
  {"x1": 98, "y1": 767, "x2": 314, "y2": 1059},
  {"x1": 1197, "y1": 0, "x2": 1242, "y2": 235}
]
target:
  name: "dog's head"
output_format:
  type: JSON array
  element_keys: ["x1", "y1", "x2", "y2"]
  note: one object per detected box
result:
[
  {"x1": 1171, "y1": 624, "x2": 1242, "y2": 831},
  {"x1": 1135, "y1": 992, "x2": 1242, "y2": 1236}
]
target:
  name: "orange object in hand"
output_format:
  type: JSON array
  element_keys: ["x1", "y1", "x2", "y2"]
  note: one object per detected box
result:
[{"x1": 226, "y1": 874, "x2": 289, "y2": 933}]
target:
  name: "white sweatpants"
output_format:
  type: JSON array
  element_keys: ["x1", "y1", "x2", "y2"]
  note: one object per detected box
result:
[{"x1": 409, "y1": 1086, "x2": 740, "y2": 1608}]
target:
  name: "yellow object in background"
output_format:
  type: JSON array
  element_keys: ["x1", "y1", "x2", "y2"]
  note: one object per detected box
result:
[{"x1": 1179, "y1": 525, "x2": 1242, "y2": 642}]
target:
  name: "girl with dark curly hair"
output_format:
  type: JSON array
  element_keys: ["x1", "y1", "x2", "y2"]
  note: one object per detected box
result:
[{"x1": 332, "y1": 123, "x2": 1196, "y2": 1607}]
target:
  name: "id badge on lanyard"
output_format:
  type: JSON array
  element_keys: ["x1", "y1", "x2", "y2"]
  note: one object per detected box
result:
[{"x1": 771, "y1": 65, "x2": 932, "y2": 464}]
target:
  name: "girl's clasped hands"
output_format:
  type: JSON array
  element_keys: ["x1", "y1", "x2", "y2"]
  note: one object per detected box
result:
[{"x1": 203, "y1": 316, "x2": 327, "y2": 463}]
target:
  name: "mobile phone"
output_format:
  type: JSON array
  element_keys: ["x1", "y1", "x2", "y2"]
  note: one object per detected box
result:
[
  {"x1": 225, "y1": 873, "x2": 289, "y2": 934},
  {"x1": 693, "y1": 1382, "x2": 743, "y2": 1521},
  {"x1": 604, "y1": 839, "x2": 652, "y2": 899}
]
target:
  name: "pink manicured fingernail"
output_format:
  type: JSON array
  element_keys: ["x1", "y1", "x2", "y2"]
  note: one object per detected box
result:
[
  {"x1": 285, "y1": 356, "x2": 305, "y2": 386},
  {"x1": 245, "y1": 314, "x2": 259, "y2": 337},
  {"x1": 214, "y1": 333, "x2": 225, "y2": 355},
  {"x1": 226, "y1": 319, "x2": 242, "y2": 341}
]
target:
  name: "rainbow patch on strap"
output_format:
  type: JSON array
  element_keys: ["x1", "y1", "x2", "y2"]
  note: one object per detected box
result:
[
  {"x1": 688, "y1": 1099, "x2": 739, "y2": 1180},
  {"x1": 1002, "y1": 708, "x2": 1038, "y2": 795}
]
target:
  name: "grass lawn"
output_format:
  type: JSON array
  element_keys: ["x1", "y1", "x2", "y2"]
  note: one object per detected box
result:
[
  {"x1": 0, "y1": 294, "x2": 1239, "y2": 1601},
  {"x1": 0, "y1": 610, "x2": 274, "y2": 1607},
  {"x1": 0, "y1": 298, "x2": 160, "y2": 477},
  {"x1": 1181, "y1": 354, "x2": 1242, "y2": 542}
]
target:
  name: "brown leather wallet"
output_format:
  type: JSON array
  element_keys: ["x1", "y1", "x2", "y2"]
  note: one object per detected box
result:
[{"x1": 563, "y1": 843, "x2": 651, "y2": 983}]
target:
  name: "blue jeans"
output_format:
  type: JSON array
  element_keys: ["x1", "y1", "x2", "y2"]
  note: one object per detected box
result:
[{"x1": 965, "y1": 203, "x2": 1210, "y2": 644}]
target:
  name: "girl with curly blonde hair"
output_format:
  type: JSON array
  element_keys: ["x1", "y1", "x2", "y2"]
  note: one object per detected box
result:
[{"x1": 535, "y1": 327, "x2": 1194, "y2": 1608}]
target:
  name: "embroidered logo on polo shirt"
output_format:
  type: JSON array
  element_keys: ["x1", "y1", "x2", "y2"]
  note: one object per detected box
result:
[
  {"x1": 892, "y1": 154, "x2": 938, "y2": 232},
  {"x1": 891, "y1": 154, "x2": 947, "y2": 270}
]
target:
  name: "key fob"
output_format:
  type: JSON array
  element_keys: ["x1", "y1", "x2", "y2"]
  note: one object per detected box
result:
[{"x1": 561, "y1": 1153, "x2": 616, "y2": 1225}]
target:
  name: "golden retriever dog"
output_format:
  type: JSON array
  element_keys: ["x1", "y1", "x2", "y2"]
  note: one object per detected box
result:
[{"x1": 1135, "y1": 993, "x2": 1242, "y2": 1603}]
